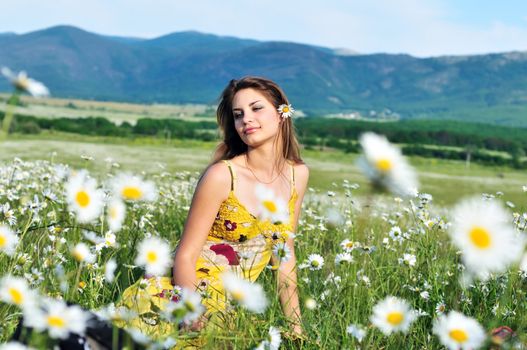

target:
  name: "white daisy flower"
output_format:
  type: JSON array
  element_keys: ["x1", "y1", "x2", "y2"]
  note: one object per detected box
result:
[
  {"x1": 25, "y1": 299, "x2": 89, "y2": 339},
  {"x1": 104, "y1": 259, "x2": 117, "y2": 283},
  {"x1": 304, "y1": 297, "x2": 317, "y2": 310},
  {"x1": 255, "y1": 185, "x2": 289, "y2": 224},
  {"x1": 346, "y1": 324, "x2": 367, "y2": 342},
  {"x1": 0, "y1": 342, "x2": 35, "y2": 350},
  {"x1": 340, "y1": 239, "x2": 360, "y2": 252},
  {"x1": 433, "y1": 311, "x2": 486, "y2": 350},
  {"x1": 221, "y1": 272, "x2": 268, "y2": 313},
  {"x1": 335, "y1": 252, "x2": 353, "y2": 265},
  {"x1": 357, "y1": 132, "x2": 418, "y2": 197},
  {"x1": 0, "y1": 224, "x2": 18, "y2": 256},
  {"x1": 71, "y1": 243, "x2": 95, "y2": 264},
  {"x1": 255, "y1": 326, "x2": 281, "y2": 350},
  {"x1": 65, "y1": 171, "x2": 104, "y2": 223},
  {"x1": 135, "y1": 236, "x2": 171, "y2": 276},
  {"x1": 107, "y1": 198, "x2": 126, "y2": 232},
  {"x1": 449, "y1": 197, "x2": 525, "y2": 279},
  {"x1": 1, "y1": 67, "x2": 49, "y2": 97},
  {"x1": 435, "y1": 302, "x2": 446, "y2": 315},
  {"x1": 398, "y1": 253, "x2": 416, "y2": 267},
  {"x1": 300, "y1": 254, "x2": 324, "y2": 271},
  {"x1": 277, "y1": 104, "x2": 295, "y2": 118},
  {"x1": 111, "y1": 173, "x2": 157, "y2": 202},
  {"x1": 163, "y1": 288, "x2": 205, "y2": 324},
  {"x1": 272, "y1": 242, "x2": 291, "y2": 264},
  {"x1": 370, "y1": 296, "x2": 417, "y2": 335},
  {"x1": 0, "y1": 275, "x2": 36, "y2": 310}
]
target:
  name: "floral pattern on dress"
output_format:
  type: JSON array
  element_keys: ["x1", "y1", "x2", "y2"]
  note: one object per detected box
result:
[{"x1": 224, "y1": 220, "x2": 237, "y2": 231}]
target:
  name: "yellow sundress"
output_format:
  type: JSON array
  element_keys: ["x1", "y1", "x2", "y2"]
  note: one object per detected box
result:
[{"x1": 118, "y1": 160, "x2": 297, "y2": 339}]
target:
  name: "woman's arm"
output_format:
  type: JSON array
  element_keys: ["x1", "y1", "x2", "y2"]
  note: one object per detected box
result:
[
  {"x1": 172, "y1": 162, "x2": 231, "y2": 289},
  {"x1": 274, "y1": 163, "x2": 309, "y2": 335}
]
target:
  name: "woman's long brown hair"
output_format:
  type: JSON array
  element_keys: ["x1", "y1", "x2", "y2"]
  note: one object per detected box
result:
[{"x1": 212, "y1": 76, "x2": 303, "y2": 169}]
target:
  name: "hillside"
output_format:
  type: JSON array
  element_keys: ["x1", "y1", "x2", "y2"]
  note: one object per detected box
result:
[{"x1": 1, "y1": 26, "x2": 527, "y2": 126}]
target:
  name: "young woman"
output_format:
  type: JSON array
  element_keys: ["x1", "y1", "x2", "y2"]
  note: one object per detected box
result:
[{"x1": 120, "y1": 76, "x2": 309, "y2": 340}]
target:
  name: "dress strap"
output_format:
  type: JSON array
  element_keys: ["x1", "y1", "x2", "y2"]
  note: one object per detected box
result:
[
  {"x1": 289, "y1": 163, "x2": 295, "y2": 195},
  {"x1": 222, "y1": 160, "x2": 236, "y2": 191}
]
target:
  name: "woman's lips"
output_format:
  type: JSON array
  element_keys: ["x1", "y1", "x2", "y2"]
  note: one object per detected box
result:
[{"x1": 244, "y1": 127, "x2": 259, "y2": 134}]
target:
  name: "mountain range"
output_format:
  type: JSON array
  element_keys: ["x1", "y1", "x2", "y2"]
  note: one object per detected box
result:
[{"x1": 1, "y1": 25, "x2": 526, "y2": 126}]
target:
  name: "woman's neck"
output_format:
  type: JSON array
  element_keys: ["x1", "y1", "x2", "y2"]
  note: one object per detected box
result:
[{"x1": 245, "y1": 146, "x2": 285, "y2": 178}]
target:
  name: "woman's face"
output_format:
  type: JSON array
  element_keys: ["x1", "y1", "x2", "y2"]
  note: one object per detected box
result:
[{"x1": 232, "y1": 88, "x2": 281, "y2": 148}]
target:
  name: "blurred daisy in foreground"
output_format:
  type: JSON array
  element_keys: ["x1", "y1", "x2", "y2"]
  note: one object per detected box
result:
[
  {"x1": 163, "y1": 288, "x2": 204, "y2": 324},
  {"x1": 111, "y1": 173, "x2": 157, "y2": 202},
  {"x1": 104, "y1": 259, "x2": 117, "y2": 283},
  {"x1": 255, "y1": 185, "x2": 289, "y2": 224},
  {"x1": 1, "y1": 67, "x2": 49, "y2": 97},
  {"x1": 357, "y1": 132, "x2": 418, "y2": 197},
  {"x1": 449, "y1": 197, "x2": 524, "y2": 280},
  {"x1": 25, "y1": 299, "x2": 89, "y2": 339},
  {"x1": 0, "y1": 225, "x2": 19, "y2": 256},
  {"x1": 370, "y1": 296, "x2": 416, "y2": 335},
  {"x1": 65, "y1": 171, "x2": 104, "y2": 223},
  {"x1": 222, "y1": 272, "x2": 268, "y2": 313},
  {"x1": 0, "y1": 342, "x2": 34, "y2": 350},
  {"x1": 433, "y1": 311, "x2": 485, "y2": 350},
  {"x1": 299, "y1": 253, "x2": 324, "y2": 271},
  {"x1": 346, "y1": 324, "x2": 367, "y2": 342},
  {"x1": 135, "y1": 236, "x2": 171, "y2": 276},
  {"x1": 254, "y1": 326, "x2": 281, "y2": 350},
  {"x1": 0, "y1": 275, "x2": 36, "y2": 310},
  {"x1": 107, "y1": 198, "x2": 126, "y2": 232},
  {"x1": 71, "y1": 243, "x2": 95, "y2": 264}
]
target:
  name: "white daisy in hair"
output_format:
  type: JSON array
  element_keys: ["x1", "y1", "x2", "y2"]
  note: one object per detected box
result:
[
  {"x1": 0, "y1": 275, "x2": 37, "y2": 310},
  {"x1": 370, "y1": 296, "x2": 417, "y2": 335},
  {"x1": 110, "y1": 173, "x2": 157, "y2": 202},
  {"x1": 356, "y1": 132, "x2": 418, "y2": 197},
  {"x1": 221, "y1": 272, "x2": 268, "y2": 313},
  {"x1": 255, "y1": 185, "x2": 289, "y2": 224},
  {"x1": 65, "y1": 170, "x2": 104, "y2": 223},
  {"x1": 135, "y1": 236, "x2": 171, "y2": 276},
  {"x1": 449, "y1": 197, "x2": 525, "y2": 280},
  {"x1": 24, "y1": 298, "x2": 89, "y2": 339},
  {"x1": 0, "y1": 224, "x2": 18, "y2": 256},
  {"x1": 277, "y1": 104, "x2": 295, "y2": 118},
  {"x1": 1, "y1": 67, "x2": 49, "y2": 97},
  {"x1": 433, "y1": 311, "x2": 485, "y2": 350}
]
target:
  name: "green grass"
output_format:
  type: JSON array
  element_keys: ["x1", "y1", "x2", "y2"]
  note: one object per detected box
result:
[{"x1": 2, "y1": 133, "x2": 527, "y2": 207}]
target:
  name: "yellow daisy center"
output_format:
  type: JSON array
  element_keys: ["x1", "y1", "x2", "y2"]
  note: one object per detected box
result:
[
  {"x1": 47, "y1": 315, "x2": 66, "y2": 328},
  {"x1": 263, "y1": 200, "x2": 277, "y2": 213},
  {"x1": 345, "y1": 242, "x2": 354, "y2": 248},
  {"x1": 75, "y1": 191, "x2": 90, "y2": 208},
  {"x1": 376, "y1": 159, "x2": 392, "y2": 172},
  {"x1": 231, "y1": 290, "x2": 244, "y2": 301},
  {"x1": 78, "y1": 281, "x2": 86, "y2": 289},
  {"x1": 8, "y1": 288, "x2": 23, "y2": 305},
  {"x1": 311, "y1": 260, "x2": 320, "y2": 267},
  {"x1": 386, "y1": 311, "x2": 404, "y2": 326},
  {"x1": 469, "y1": 226, "x2": 491, "y2": 249},
  {"x1": 146, "y1": 251, "x2": 158, "y2": 263},
  {"x1": 122, "y1": 186, "x2": 142, "y2": 200},
  {"x1": 0, "y1": 234, "x2": 6, "y2": 248},
  {"x1": 282, "y1": 106, "x2": 290, "y2": 113},
  {"x1": 109, "y1": 207, "x2": 119, "y2": 219},
  {"x1": 449, "y1": 329, "x2": 469, "y2": 343},
  {"x1": 72, "y1": 250, "x2": 85, "y2": 262}
]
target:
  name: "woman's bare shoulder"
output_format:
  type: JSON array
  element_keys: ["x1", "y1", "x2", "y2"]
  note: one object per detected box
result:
[
  {"x1": 198, "y1": 161, "x2": 232, "y2": 193},
  {"x1": 293, "y1": 162, "x2": 309, "y2": 180}
]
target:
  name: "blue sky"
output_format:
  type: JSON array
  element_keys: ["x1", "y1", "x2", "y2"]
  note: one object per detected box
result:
[{"x1": 1, "y1": 0, "x2": 526, "y2": 57}]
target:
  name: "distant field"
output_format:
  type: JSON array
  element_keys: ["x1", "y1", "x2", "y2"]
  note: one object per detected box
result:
[
  {"x1": 0, "y1": 94, "x2": 216, "y2": 125},
  {"x1": 2, "y1": 134, "x2": 526, "y2": 207}
]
